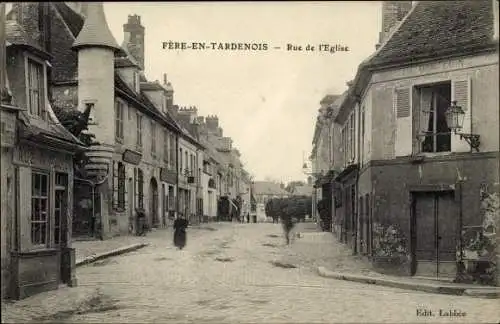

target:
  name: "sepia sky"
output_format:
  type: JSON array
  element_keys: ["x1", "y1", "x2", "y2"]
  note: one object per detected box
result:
[{"x1": 7, "y1": 2, "x2": 382, "y2": 183}]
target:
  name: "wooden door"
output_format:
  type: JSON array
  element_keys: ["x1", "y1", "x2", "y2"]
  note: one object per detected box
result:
[{"x1": 412, "y1": 191, "x2": 457, "y2": 278}]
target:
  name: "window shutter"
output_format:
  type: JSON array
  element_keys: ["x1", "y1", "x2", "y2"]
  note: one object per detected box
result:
[
  {"x1": 451, "y1": 77, "x2": 472, "y2": 153},
  {"x1": 17, "y1": 167, "x2": 32, "y2": 251},
  {"x1": 394, "y1": 87, "x2": 413, "y2": 157},
  {"x1": 134, "y1": 168, "x2": 138, "y2": 210},
  {"x1": 112, "y1": 161, "x2": 118, "y2": 210}
]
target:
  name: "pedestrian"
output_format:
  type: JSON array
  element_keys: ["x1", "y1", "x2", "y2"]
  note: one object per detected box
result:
[
  {"x1": 173, "y1": 216, "x2": 189, "y2": 250},
  {"x1": 281, "y1": 214, "x2": 295, "y2": 245}
]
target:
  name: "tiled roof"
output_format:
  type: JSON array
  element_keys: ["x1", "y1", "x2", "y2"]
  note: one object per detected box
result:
[
  {"x1": 114, "y1": 75, "x2": 180, "y2": 132},
  {"x1": 18, "y1": 111, "x2": 85, "y2": 149},
  {"x1": 368, "y1": 0, "x2": 496, "y2": 67},
  {"x1": 252, "y1": 181, "x2": 288, "y2": 196},
  {"x1": 52, "y1": 2, "x2": 84, "y2": 37},
  {"x1": 291, "y1": 185, "x2": 313, "y2": 197},
  {"x1": 115, "y1": 56, "x2": 140, "y2": 68},
  {"x1": 141, "y1": 82, "x2": 167, "y2": 91},
  {"x1": 5, "y1": 20, "x2": 51, "y2": 59}
]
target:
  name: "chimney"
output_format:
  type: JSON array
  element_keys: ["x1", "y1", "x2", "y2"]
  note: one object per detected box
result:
[
  {"x1": 377, "y1": 1, "x2": 412, "y2": 46},
  {"x1": 206, "y1": 115, "x2": 219, "y2": 131},
  {"x1": 123, "y1": 14, "x2": 145, "y2": 70},
  {"x1": 0, "y1": 3, "x2": 9, "y2": 105}
]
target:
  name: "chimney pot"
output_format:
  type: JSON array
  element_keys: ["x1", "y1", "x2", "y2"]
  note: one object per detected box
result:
[{"x1": 163, "y1": 73, "x2": 167, "y2": 85}]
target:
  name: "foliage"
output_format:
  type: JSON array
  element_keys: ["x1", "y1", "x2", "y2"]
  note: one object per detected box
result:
[
  {"x1": 265, "y1": 196, "x2": 312, "y2": 221},
  {"x1": 52, "y1": 104, "x2": 97, "y2": 178},
  {"x1": 285, "y1": 181, "x2": 306, "y2": 193},
  {"x1": 372, "y1": 222, "x2": 411, "y2": 263},
  {"x1": 458, "y1": 188, "x2": 499, "y2": 286}
]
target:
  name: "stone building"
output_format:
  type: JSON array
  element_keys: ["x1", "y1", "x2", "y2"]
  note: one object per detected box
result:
[
  {"x1": 334, "y1": 0, "x2": 499, "y2": 280},
  {"x1": 310, "y1": 94, "x2": 343, "y2": 226},
  {"x1": 8, "y1": 2, "x2": 183, "y2": 239},
  {"x1": 1, "y1": 2, "x2": 86, "y2": 299}
]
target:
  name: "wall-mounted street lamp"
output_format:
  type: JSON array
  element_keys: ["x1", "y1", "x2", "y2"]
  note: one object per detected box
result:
[{"x1": 445, "y1": 101, "x2": 481, "y2": 152}]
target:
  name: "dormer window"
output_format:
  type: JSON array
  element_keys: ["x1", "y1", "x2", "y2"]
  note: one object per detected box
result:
[{"x1": 26, "y1": 57, "x2": 46, "y2": 119}]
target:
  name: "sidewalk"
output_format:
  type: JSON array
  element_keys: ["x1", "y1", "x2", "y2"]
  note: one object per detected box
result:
[
  {"x1": 73, "y1": 222, "x2": 230, "y2": 267},
  {"x1": 289, "y1": 229, "x2": 499, "y2": 299}
]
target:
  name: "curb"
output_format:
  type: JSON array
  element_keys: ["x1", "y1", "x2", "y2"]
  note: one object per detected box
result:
[
  {"x1": 76, "y1": 243, "x2": 149, "y2": 267},
  {"x1": 317, "y1": 266, "x2": 499, "y2": 298}
]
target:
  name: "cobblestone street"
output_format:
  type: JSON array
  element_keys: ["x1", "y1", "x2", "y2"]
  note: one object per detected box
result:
[{"x1": 2, "y1": 223, "x2": 499, "y2": 323}]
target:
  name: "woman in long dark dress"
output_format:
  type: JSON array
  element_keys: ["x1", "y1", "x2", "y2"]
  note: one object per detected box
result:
[{"x1": 173, "y1": 216, "x2": 189, "y2": 249}]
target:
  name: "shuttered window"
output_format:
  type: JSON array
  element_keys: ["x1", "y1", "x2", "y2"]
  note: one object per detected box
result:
[
  {"x1": 395, "y1": 88, "x2": 410, "y2": 118},
  {"x1": 169, "y1": 134, "x2": 176, "y2": 169},
  {"x1": 115, "y1": 100, "x2": 124, "y2": 141},
  {"x1": 394, "y1": 86, "x2": 413, "y2": 157},
  {"x1": 137, "y1": 168, "x2": 144, "y2": 209},
  {"x1": 163, "y1": 130, "x2": 169, "y2": 162},
  {"x1": 151, "y1": 121, "x2": 157, "y2": 156},
  {"x1": 451, "y1": 78, "x2": 472, "y2": 153},
  {"x1": 118, "y1": 163, "x2": 126, "y2": 209},
  {"x1": 136, "y1": 113, "x2": 143, "y2": 149}
]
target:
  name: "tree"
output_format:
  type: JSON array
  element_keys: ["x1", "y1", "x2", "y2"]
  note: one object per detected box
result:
[
  {"x1": 51, "y1": 104, "x2": 97, "y2": 178},
  {"x1": 285, "y1": 181, "x2": 306, "y2": 194}
]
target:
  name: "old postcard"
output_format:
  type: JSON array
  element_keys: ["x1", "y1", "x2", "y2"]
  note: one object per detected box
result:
[{"x1": 1, "y1": 1, "x2": 499, "y2": 323}]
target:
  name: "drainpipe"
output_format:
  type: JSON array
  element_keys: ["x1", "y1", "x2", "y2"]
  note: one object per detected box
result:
[
  {"x1": 175, "y1": 135, "x2": 179, "y2": 219},
  {"x1": 354, "y1": 96, "x2": 361, "y2": 255}
]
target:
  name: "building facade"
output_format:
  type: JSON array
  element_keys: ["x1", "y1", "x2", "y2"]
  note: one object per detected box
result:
[
  {"x1": 333, "y1": 0, "x2": 499, "y2": 281},
  {"x1": 2, "y1": 2, "x2": 86, "y2": 299}
]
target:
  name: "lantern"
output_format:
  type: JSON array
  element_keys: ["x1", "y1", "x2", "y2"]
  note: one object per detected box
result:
[{"x1": 445, "y1": 101, "x2": 465, "y2": 133}]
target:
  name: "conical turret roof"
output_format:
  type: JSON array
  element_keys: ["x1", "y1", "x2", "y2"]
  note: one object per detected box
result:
[{"x1": 72, "y1": 2, "x2": 120, "y2": 51}]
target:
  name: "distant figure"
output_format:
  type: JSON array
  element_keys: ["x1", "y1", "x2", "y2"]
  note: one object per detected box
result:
[
  {"x1": 281, "y1": 214, "x2": 295, "y2": 245},
  {"x1": 173, "y1": 216, "x2": 189, "y2": 250}
]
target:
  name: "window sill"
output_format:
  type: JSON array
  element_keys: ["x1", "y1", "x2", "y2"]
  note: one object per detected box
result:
[{"x1": 12, "y1": 248, "x2": 58, "y2": 257}]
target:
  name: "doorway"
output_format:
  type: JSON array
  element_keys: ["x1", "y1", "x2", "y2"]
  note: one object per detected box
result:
[
  {"x1": 411, "y1": 191, "x2": 458, "y2": 278},
  {"x1": 150, "y1": 178, "x2": 159, "y2": 228}
]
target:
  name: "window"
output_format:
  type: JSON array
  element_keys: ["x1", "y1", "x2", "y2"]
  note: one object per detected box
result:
[
  {"x1": 184, "y1": 151, "x2": 188, "y2": 174},
  {"x1": 136, "y1": 113, "x2": 143, "y2": 148},
  {"x1": 169, "y1": 134, "x2": 176, "y2": 169},
  {"x1": 31, "y1": 172, "x2": 49, "y2": 246},
  {"x1": 417, "y1": 83, "x2": 451, "y2": 153},
  {"x1": 117, "y1": 162, "x2": 126, "y2": 209},
  {"x1": 27, "y1": 59, "x2": 45, "y2": 118},
  {"x1": 350, "y1": 113, "x2": 355, "y2": 161},
  {"x1": 151, "y1": 121, "x2": 157, "y2": 156},
  {"x1": 115, "y1": 100, "x2": 124, "y2": 141},
  {"x1": 179, "y1": 148, "x2": 183, "y2": 172},
  {"x1": 163, "y1": 130, "x2": 169, "y2": 163}
]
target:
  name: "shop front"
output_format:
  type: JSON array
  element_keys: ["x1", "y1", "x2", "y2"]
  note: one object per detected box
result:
[{"x1": 9, "y1": 135, "x2": 82, "y2": 299}]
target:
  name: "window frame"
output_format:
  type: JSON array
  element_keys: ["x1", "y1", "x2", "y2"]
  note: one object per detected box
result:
[
  {"x1": 25, "y1": 55, "x2": 47, "y2": 119},
  {"x1": 31, "y1": 171, "x2": 50, "y2": 248},
  {"x1": 115, "y1": 100, "x2": 125, "y2": 142},
  {"x1": 163, "y1": 130, "x2": 169, "y2": 163},
  {"x1": 136, "y1": 112, "x2": 143, "y2": 150},
  {"x1": 151, "y1": 120, "x2": 157, "y2": 157}
]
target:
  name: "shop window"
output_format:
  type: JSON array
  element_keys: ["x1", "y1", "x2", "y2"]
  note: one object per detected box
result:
[{"x1": 31, "y1": 172, "x2": 49, "y2": 246}]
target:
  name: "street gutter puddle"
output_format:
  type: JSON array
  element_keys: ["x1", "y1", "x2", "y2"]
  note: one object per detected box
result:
[
  {"x1": 154, "y1": 256, "x2": 172, "y2": 261},
  {"x1": 262, "y1": 243, "x2": 279, "y2": 248},
  {"x1": 215, "y1": 257, "x2": 235, "y2": 262},
  {"x1": 270, "y1": 261, "x2": 297, "y2": 269},
  {"x1": 267, "y1": 234, "x2": 280, "y2": 238},
  {"x1": 92, "y1": 259, "x2": 118, "y2": 267}
]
